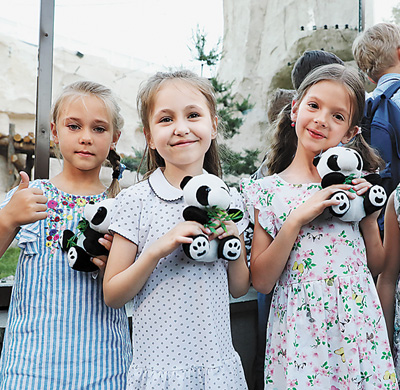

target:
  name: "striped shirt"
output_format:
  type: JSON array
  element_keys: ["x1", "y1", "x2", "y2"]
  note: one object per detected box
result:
[{"x1": 0, "y1": 180, "x2": 132, "y2": 389}]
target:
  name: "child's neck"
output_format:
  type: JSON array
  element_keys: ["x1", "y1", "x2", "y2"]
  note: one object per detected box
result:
[
  {"x1": 50, "y1": 169, "x2": 106, "y2": 196},
  {"x1": 279, "y1": 152, "x2": 321, "y2": 184},
  {"x1": 163, "y1": 164, "x2": 204, "y2": 189}
]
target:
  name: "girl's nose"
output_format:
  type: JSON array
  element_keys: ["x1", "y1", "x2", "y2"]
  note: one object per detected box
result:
[
  {"x1": 173, "y1": 123, "x2": 190, "y2": 136},
  {"x1": 314, "y1": 116, "x2": 327, "y2": 128},
  {"x1": 79, "y1": 129, "x2": 93, "y2": 144}
]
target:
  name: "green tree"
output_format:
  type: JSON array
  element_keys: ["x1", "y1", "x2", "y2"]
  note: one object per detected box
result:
[
  {"x1": 190, "y1": 28, "x2": 258, "y2": 178},
  {"x1": 391, "y1": 3, "x2": 400, "y2": 24}
]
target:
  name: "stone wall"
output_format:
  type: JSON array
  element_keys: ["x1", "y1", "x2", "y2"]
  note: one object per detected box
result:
[{"x1": 218, "y1": 0, "x2": 374, "y2": 157}]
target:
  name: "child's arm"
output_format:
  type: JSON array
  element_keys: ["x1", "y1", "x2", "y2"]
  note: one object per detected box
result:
[
  {"x1": 103, "y1": 221, "x2": 210, "y2": 308},
  {"x1": 376, "y1": 192, "x2": 400, "y2": 347},
  {"x1": 353, "y1": 178, "x2": 385, "y2": 276},
  {"x1": 211, "y1": 220, "x2": 250, "y2": 298},
  {"x1": 250, "y1": 184, "x2": 352, "y2": 294},
  {"x1": 0, "y1": 172, "x2": 47, "y2": 257}
]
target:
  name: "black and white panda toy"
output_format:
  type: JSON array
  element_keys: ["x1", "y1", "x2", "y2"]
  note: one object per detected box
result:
[
  {"x1": 180, "y1": 174, "x2": 244, "y2": 262},
  {"x1": 59, "y1": 198, "x2": 115, "y2": 272},
  {"x1": 315, "y1": 146, "x2": 387, "y2": 222}
]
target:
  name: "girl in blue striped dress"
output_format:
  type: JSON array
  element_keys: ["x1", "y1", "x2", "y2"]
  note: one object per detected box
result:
[{"x1": 0, "y1": 81, "x2": 132, "y2": 389}]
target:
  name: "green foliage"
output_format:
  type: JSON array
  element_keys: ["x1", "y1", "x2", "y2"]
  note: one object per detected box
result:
[
  {"x1": 189, "y1": 25, "x2": 221, "y2": 73},
  {"x1": 220, "y1": 145, "x2": 259, "y2": 176},
  {"x1": 391, "y1": 4, "x2": 400, "y2": 24},
  {"x1": 0, "y1": 247, "x2": 20, "y2": 279},
  {"x1": 121, "y1": 148, "x2": 147, "y2": 176}
]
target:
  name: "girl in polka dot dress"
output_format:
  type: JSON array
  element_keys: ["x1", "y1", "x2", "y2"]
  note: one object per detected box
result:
[
  {"x1": 103, "y1": 70, "x2": 250, "y2": 389},
  {"x1": 0, "y1": 81, "x2": 132, "y2": 389},
  {"x1": 241, "y1": 65, "x2": 398, "y2": 389}
]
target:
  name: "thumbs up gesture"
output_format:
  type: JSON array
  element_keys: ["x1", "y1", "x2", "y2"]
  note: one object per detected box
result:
[{"x1": 3, "y1": 172, "x2": 48, "y2": 229}]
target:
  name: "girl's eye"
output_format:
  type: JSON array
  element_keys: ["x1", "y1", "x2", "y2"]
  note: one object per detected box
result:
[
  {"x1": 67, "y1": 124, "x2": 80, "y2": 130},
  {"x1": 334, "y1": 114, "x2": 345, "y2": 121},
  {"x1": 308, "y1": 102, "x2": 318, "y2": 109},
  {"x1": 188, "y1": 112, "x2": 200, "y2": 119},
  {"x1": 94, "y1": 127, "x2": 106, "y2": 133},
  {"x1": 160, "y1": 117, "x2": 172, "y2": 123}
]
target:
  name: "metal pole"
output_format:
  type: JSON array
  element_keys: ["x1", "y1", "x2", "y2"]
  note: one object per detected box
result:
[
  {"x1": 359, "y1": 0, "x2": 365, "y2": 32},
  {"x1": 34, "y1": 0, "x2": 55, "y2": 179}
]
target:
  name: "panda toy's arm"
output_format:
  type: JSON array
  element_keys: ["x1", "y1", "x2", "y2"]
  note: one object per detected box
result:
[
  {"x1": 363, "y1": 173, "x2": 383, "y2": 186},
  {"x1": 321, "y1": 172, "x2": 346, "y2": 188},
  {"x1": 182, "y1": 206, "x2": 210, "y2": 225}
]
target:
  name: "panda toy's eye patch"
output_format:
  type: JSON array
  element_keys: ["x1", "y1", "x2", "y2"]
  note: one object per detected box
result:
[
  {"x1": 91, "y1": 206, "x2": 107, "y2": 226},
  {"x1": 196, "y1": 186, "x2": 211, "y2": 206},
  {"x1": 327, "y1": 155, "x2": 340, "y2": 171}
]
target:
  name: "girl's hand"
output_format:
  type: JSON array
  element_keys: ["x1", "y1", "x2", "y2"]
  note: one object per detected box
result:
[
  {"x1": 207, "y1": 219, "x2": 239, "y2": 241},
  {"x1": 351, "y1": 177, "x2": 372, "y2": 196},
  {"x1": 289, "y1": 184, "x2": 353, "y2": 227},
  {"x1": 155, "y1": 221, "x2": 210, "y2": 259},
  {"x1": 91, "y1": 233, "x2": 113, "y2": 277},
  {"x1": 3, "y1": 172, "x2": 48, "y2": 228}
]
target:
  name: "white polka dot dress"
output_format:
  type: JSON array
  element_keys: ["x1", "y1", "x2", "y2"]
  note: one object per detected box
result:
[{"x1": 109, "y1": 168, "x2": 248, "y2": 390}]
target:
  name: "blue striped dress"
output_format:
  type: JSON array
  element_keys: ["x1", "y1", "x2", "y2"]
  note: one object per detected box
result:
[{"x1": 0, "y1": 180, "x2": 132, "y2": 390}]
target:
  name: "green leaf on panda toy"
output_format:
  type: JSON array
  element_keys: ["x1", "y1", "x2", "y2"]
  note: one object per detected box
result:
[{"x1": 67, "y1": 218, "x2": 89, "y2": 248}]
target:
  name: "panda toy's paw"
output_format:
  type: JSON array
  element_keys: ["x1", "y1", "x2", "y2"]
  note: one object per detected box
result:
[
  {"x1": 183, "y1": 234, "x2": 210, "y2": 261},
  {"x1": 67, "y1": 246, "x2": 99, "y2": 272},
  {"x1": 330, "y1": 191, "x2": 351, "y2": 218},
  {"x1": 364, "y1": 185, "x2": 387, "y2": 214},
  {"x1": 218, "y1": 236, "x2": 241, "y2": 261}
]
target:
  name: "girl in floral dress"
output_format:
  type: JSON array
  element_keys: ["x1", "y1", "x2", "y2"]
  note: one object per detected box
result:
[
  {"x1": 0, "y1": 81, "x2": 132, "y2": 389},
  {"x1": 377, "y1": 186, "x2": 400, "y2": 380},
  {"x1": 241, "y1": 64, "x2": 398, "y2": 389}
]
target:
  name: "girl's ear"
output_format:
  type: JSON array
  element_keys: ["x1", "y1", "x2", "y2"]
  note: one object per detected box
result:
[
  {"x1": 211, "y1": 116, "x2": 218, "y2": 139},
  {"x1": 113, "y1": 130, "x2": 121, "y2": 144},
  {"x1": 51, "y1": 122, "x2": 58, "y2": 144},
  {"x1": 290, "y1": 100, "x2": 298, "y2": 122},
  {"x1": 341, "y1": 126, "x2": 358, "y2": 144},
  {"x1": 144, "y1": 127, "x2": 155, "y2": 149}
]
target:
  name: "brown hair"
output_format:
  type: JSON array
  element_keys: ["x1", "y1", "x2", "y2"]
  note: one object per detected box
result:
[
  {"x1": 266, "y1": 64, "x2": 384, "y2": 175},
  {"x1": 352, "y1": 22, "x2": 400, "y2": 83},
  {"x1": 51, "y1": 80, "x2": 124, "y2": 197},
  {"x1": 137, "y1": 70, "x2": 222, "y2": 178}
]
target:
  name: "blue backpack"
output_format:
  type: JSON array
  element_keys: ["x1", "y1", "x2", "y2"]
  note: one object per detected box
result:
[
  {"x1": 363, "y1": 80, "x2": 400, "y2": 193},
  {"x1": 362, "y1": 80, "x2": 400, "y2": 231}
]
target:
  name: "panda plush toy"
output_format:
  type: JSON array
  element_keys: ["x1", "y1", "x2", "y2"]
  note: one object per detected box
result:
[
  {"x1": 315, "y1": 146, "x2": 387, "y2": 222},
  {"x1": 180, "y1": 174, "x2": 244, "y2": 262},
  {"x1": 59, "y1": 198, "x2": 115, "y2": 272}
]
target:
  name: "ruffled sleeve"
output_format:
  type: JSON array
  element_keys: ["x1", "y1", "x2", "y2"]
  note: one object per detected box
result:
[
  {"x1": 240, "y1": 176, "x2": 279, "y2": 238},
  {"x1": 109, "y1": 184, "x2": 142, "y2": 245},
  {"x1": 0, "y1": 180, "x2": 44, "y2": 255}
]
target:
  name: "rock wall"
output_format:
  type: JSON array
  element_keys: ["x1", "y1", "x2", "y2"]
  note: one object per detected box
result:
[{"x1": 219, "y1": 0, "x2": 374, "y2": 157}]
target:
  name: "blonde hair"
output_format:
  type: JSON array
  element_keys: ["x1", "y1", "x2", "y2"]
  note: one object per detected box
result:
[
  {"x1": 51, "y1": 80, "x2": 124, "y2": 197},
  {"x1": 266, "y1": 64, "x2": 384, "y2": 174},
  {"x1": 352, "y1": 22, "x2": 400, "y2": 82},
  {"x1": 137, "y1": 70, "x2": 222, "y2": 179}
]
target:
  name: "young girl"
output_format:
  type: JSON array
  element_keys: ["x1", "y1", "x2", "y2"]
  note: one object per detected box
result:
[
  {"x1": 103, "y1": 70, "x2": 250, "y2": 389},
  {"x1": 241, "y1": 64, "x2": 398, "y2": 389},
  {"x1": 377, "y1": 187, "x2": 400, "y2": 379},
  {"x1": 0, "y1": 81, "x2": 132, "y2": 389}
]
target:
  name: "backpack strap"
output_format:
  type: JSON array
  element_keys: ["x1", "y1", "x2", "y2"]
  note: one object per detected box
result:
[{"x1": 381, "y1": 79, "x2": 400, "y2": 100}]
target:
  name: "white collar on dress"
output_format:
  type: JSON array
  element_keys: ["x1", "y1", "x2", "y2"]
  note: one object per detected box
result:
[{"x1": 148, "y1": 168, "x2": 183, "y2": 202}]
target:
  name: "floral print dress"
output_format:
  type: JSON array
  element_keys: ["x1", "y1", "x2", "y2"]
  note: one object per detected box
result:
[
  {"x1": 393, "y1": 185, "x2": 400, "y2": 380},
  {"x1": 241, "y1": 174, "x2": 398, "y2": 390}
]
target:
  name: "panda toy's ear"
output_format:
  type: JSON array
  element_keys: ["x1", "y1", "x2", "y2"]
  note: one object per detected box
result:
[
  {"x1": 313, "y1": 155, "x2": 321, "y2": 167},
  {"x1": 180, "y1": 176, "x2": 193, "y2": 190}
]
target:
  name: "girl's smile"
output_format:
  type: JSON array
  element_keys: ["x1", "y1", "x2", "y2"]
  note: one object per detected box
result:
[
  {"x1": 147, "y1": 80, "x2": 217, "y2": 176},
  {"x1": 291, "y1": 80, "x2": 356, "y2": 155}
]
